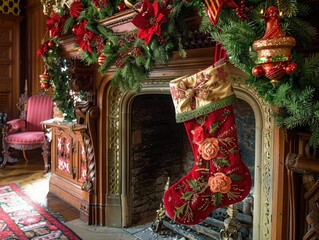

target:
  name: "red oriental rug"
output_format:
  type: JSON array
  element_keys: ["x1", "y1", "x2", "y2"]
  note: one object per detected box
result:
[{"x1": 0, "y1": 183, "x2": 81, "y2": 240}]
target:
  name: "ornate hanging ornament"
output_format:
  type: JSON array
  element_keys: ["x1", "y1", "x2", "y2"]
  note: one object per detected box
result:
[
  {"x1": 252, "y1": 6, "x2": 297, "y2": 85},
  {"x1": 39, "y1": 67, "x2": 51, "y2": 90}
]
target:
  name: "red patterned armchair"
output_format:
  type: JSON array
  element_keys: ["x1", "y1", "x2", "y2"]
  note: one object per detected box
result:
[{"x1": 1, "y1": 94, "x2": 54, "y2": 171}]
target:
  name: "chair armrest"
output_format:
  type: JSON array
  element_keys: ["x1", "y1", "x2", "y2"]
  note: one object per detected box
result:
[{"x1": 3, "y1": 119, "x2": 26, "y2": 135}]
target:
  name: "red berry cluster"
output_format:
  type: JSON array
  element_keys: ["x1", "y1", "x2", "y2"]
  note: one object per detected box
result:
[
  {"x1": 132, "y1": 46, "x2": 142, "y2": 57},
  {"x1": 118, "y1": 39, "x2": 124, "y2": 47},
  {"x1": 236, "y1": 0, "x2": 253, "y2": 21},
  {"x1": 115, "y1": 59, "x2": 124, "y2": 68},
  {"x1": 159, "y1": 36, "x2": 167, "y2": 45},
  {"x1": 95, "y1": 37, "x2": 105, "y2": 53},
  {"x1": 120, "y1": 53, "x2": 127, "y2": 59},
  {"x1": 125, "y1": 32, "x2": 137, "y2": 42},
  {"x1": 93, "y1": 0, "x2": 109, "y2": 9}
]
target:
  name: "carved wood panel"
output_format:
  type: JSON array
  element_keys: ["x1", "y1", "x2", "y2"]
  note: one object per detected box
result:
[{"x1": 0, "y1": 14, "x2": 21, "y2": 119}]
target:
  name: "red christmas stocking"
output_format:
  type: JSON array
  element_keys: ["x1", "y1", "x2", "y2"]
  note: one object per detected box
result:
[{"x1": 163, "y1": 63, "x2": 252, "y2": 225}]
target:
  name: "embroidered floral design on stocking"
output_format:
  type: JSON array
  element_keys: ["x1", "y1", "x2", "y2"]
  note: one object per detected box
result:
[
  {"x1": 164, "y1": 107, "x2": 251, "y2": 225},
  {"x1": 163, "y1": 63, "x2": 252, "y2": 225}
]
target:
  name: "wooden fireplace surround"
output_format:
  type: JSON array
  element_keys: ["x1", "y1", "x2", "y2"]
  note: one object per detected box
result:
[{"x1": 46, "y1": 8, "x2": 319, "y2": 240}]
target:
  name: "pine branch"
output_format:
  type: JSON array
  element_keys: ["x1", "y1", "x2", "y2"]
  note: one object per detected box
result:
[
  {"x1": 85, "y1": 21, "x2": 100, "y2": 35},
  {"x1": 300, "y1": 53, "x2": 319, "y2": 88},
  {"x1": 296, "y1": 3, "x2": 311, "y2": 17},
  {"x1": 284, "y1": 17, "x2": 317, "y2": 45},
  {"x1": 211, "y1": 21, "x2": 256, "y2": 72},
  {"x1": 96, "y1": 24, "x2": 113, "y2": 38},
  {"x1": 63, "y1": 17, "x2": 75, "y2": 34},
  {"x1": 276, "y1": 0, "x2": 298, "y2": 17},
  {"x1": 99, "y1": 54, "x2": 118, "y2": 73}
]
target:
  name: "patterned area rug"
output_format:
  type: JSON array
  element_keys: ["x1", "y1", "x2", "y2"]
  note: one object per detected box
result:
[{"x1": 0, "y1": 183, "x2": 81, "y2": 240}]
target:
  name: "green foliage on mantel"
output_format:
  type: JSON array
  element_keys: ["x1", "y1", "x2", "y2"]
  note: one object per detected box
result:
[{"x1": 38, "y1": 0, "x2": 319, "y2": 147}]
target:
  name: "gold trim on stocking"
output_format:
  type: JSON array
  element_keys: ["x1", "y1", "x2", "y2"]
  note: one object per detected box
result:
[{"x1": 170, "y1": 63, "x2": 236, "y2": 122}]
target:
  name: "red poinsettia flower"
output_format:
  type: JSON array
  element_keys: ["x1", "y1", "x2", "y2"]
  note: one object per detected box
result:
[
  {"x1": 131, "y1": 0, "x2": 171, "y2": 44},
  {"x1": 69, "y1": 1, "x2": 84, "y2": 18},
  {"x1": 46, "y1": 12, "x2": 66, "y2": 38},
  {"x1": 75, "y1": 20, "x2": 96, "y2": 53},
  {"x1": 37, "y1": 41, "x2": 49, "y2": 57}
]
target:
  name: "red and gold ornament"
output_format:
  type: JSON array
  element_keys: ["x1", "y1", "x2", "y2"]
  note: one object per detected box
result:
[
  {"x1": 39, "y1": 67, "x2": 51, "y2": 90},
  {"x1": 252, "y1": 6, "x2": 297, "y2": 85}
]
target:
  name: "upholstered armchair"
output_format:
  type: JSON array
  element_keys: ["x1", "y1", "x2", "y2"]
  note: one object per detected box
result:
[{"x1": 1, "y1": 94, "x2": 54, "y2": 171}]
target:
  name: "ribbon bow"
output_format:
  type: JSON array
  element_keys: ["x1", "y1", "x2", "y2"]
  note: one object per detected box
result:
[{"x1": 171, "y1": 72, "x2": 211, "y2": 110}]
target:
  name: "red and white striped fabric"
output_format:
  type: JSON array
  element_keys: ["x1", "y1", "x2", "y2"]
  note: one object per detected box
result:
[
  {"x1": 6, "y1": 132, "x2": 45, "y2": 145},
  {"x1": 5, "y1": 95, "x2": 54, "y2": 145},
  {"x1": 26, "y1": 95, "x2": 54, "y2": 132}
]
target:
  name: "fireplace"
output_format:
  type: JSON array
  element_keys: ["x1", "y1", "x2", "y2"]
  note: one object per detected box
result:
[
  {"x1": 51, "y1": 8, "x2": 304, "y2": 239},
  {"x1": 101, "y1": 60, "x2": 275, "y2": 240}
]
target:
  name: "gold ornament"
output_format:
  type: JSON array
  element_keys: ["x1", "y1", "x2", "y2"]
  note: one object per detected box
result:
[{"x1": 252, "y1": 6, "x2": 297, "y2": 86}]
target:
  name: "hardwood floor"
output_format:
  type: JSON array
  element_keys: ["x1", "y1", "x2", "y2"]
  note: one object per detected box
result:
[{"x1": 0, "y1": 149, "x2": 80, "y2": 222}]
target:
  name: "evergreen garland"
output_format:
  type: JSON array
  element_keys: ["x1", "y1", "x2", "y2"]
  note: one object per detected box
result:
[
  {"x1": 41, "y1": 38, "x2": 74, "y2": 121},
  {"x1": 38, "y1": 0, "x2": 319, "y2": 147},
  {"x1": 202, "y1": 0, "x2": 319, "y2": 146}
]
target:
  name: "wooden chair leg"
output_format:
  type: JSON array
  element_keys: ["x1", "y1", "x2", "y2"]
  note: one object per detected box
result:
[
  {"x1": 42, "y1": 138, "x2": 50, "y2": 172},
  {"x1": 22, "y1": 149, "x2": 28, "y2": 163},
  {"x1": 1, "y1": 140, "x2": 9, "y2": 169}
]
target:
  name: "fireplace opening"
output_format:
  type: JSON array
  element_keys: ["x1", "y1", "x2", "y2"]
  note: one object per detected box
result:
[
  {"x1": 129, "y1": 93, "x2": 255, "y2": 232},
  {"x1": 130, "y1": 94, "x2": 188, "y2": 225}
]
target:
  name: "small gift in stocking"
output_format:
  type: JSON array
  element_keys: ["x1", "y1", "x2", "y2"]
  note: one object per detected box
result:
[{"x1": 163, "y1": 62, "x2": 252, "y2": 225}]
